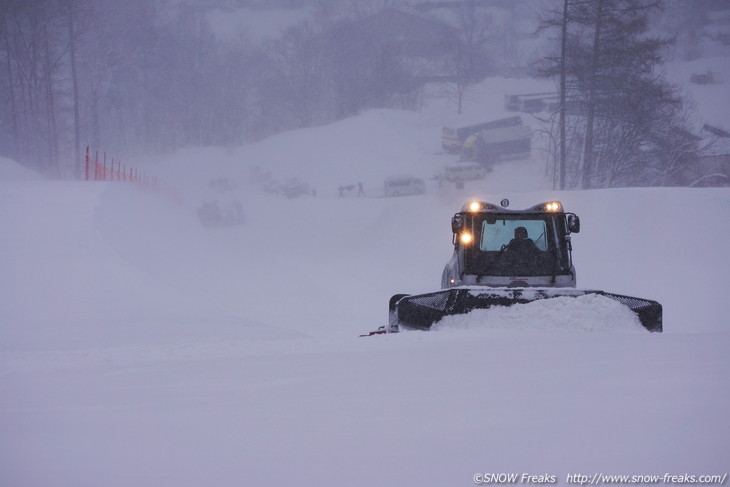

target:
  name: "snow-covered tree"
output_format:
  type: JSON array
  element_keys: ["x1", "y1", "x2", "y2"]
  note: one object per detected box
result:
[{"x1": 539, "y1": 0, "x2": 698, "y2": 188}]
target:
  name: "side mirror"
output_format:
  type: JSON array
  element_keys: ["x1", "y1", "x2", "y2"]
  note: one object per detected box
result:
[
  {"x1": 451, "y1": 214, "x2": 463, "y2": 234},
  {"x1": 567, "y1": 214, "x2": 580, "y2": 234}
]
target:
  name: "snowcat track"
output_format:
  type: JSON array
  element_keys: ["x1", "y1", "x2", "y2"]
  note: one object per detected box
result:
[{"x1": 390, "y1": 288, "x2": 662, "y2": 333}]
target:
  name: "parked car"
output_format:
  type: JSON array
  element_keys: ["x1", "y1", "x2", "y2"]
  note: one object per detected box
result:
[
  {"x1": 444, "y1": 162, "x2": 487, "y2": 182},
  {"x1": 384, "y1": 176, "x2": 425, "y2": 197}
]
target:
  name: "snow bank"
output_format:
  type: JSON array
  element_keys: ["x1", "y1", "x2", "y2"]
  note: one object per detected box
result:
[
  {"x1": 433, "y1": 294, "x2": 645, "y2": 333},
  {"x1": 0, "y1": 156, "x2": 42, "y2": 181}
]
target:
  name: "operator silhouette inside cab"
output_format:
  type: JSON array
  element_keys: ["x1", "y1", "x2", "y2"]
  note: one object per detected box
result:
[{"x1": 505, "y1": 226, "x2": 541, "y2": 270}]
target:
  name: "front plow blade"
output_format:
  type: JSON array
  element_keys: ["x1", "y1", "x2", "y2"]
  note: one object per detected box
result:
[{"x1": 389, "y1": 288, "x2": 662, "y2": 333}]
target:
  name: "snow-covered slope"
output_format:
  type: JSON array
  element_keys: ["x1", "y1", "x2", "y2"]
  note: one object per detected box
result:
[{"x1": 1, "y1": 67, "x2": 729, "y2": 486}]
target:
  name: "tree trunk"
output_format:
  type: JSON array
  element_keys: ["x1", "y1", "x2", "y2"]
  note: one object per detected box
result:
[
  {"x1": 582, "y1": 0, "x2": 604, "y2": 190},
  {"x1": 0, "y1": 6, "x2": 20, "y2": 161},
  {"x1": 559, "y1": 0, "x2": 568, "y2": 190},
  {"x1": 67, "y1": 0, "x2": 82, "y2": 178},
  {"x1": 42, "y1": 22, "x2": 59, "y2": 176}
]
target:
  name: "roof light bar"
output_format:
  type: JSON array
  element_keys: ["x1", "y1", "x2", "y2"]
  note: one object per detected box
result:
[
  {"x1": 461, "y1": 201, "x2": 564, "y2": 213},
  {"x1": 462, "y1": 201, "x2": 499, "y2": 212},
  {"x1": 528, "y1": 201, "x2": 563, "y2": 212}
]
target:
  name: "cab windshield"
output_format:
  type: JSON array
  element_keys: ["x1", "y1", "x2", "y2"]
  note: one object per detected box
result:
[
  {"x1": 464, "y1": 215, "x2": 558, "y2": 276},
  {"x1": 479, "y1": 218, "x2": 548, "y2": 251}
]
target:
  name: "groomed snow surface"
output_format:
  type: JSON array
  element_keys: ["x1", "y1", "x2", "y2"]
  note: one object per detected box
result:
[{"x1": 2, "y1": 66, "x2": 730, "y2": 486}]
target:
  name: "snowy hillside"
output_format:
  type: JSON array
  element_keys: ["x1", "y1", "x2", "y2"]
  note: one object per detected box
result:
[{"x1": 1, "y1": 69, "x2": 729, "y2": 486}]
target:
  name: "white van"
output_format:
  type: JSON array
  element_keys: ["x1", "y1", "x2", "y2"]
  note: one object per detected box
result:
[
  {"x1": 384, "y1": 176, "x2": 425, "y2": 197},
  {"x1": 444, "y1": 162, "x2": 487, "y2": 182}
]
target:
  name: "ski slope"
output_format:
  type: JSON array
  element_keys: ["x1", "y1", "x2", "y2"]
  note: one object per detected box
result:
[{"x1": 2, "y1": 67, "x2": 730, "y2": 486}]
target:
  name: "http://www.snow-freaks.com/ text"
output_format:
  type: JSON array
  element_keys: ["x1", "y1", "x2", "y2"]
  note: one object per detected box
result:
[{"x1": 473, "y1": 473, "x2": 728, "y2": 485}]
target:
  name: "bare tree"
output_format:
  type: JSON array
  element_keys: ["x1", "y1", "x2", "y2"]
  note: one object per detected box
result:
[
  {"x1": 0, "y1": 0, "x2": 21, "y2": 161},
  {"x1": 62, "y1": 0, "x2": 85, "y2": 177},
  {"x1": 445, "y1": 0, "x2": 492, "y2": 114},
  {"x1": 2, "y1": 0, "x2": 67, "y2": 174},
  {"x1": 558, "y1": 0, "x2": 568, "y2": 190}
]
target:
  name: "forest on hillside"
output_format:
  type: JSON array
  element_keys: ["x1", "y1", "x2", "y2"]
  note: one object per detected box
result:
[{"x1": 1, "y1": 0, "x2": 728, "y2": 187}]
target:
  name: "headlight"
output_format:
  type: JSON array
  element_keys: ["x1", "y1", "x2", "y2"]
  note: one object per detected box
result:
[{"x1": 459, "y1": 232, "x2": 473, "y2": 245}]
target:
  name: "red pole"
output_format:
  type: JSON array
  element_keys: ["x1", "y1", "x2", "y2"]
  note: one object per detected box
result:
[
  {"x1": 95, "y1": 151, "x2": 99, "y2": 180},
  {"x1": 85, "y1": 146, "x2": 89, "y2": 181}
]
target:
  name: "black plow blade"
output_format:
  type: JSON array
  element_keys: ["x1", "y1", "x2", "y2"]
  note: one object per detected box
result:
[{"x1": 389, "y1": 288, "x2": 662, "y2": 333}]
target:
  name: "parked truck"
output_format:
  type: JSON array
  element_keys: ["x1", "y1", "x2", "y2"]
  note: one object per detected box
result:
[{"x1": 442, "y1": 116, "x2": 531, "y2": 165}]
